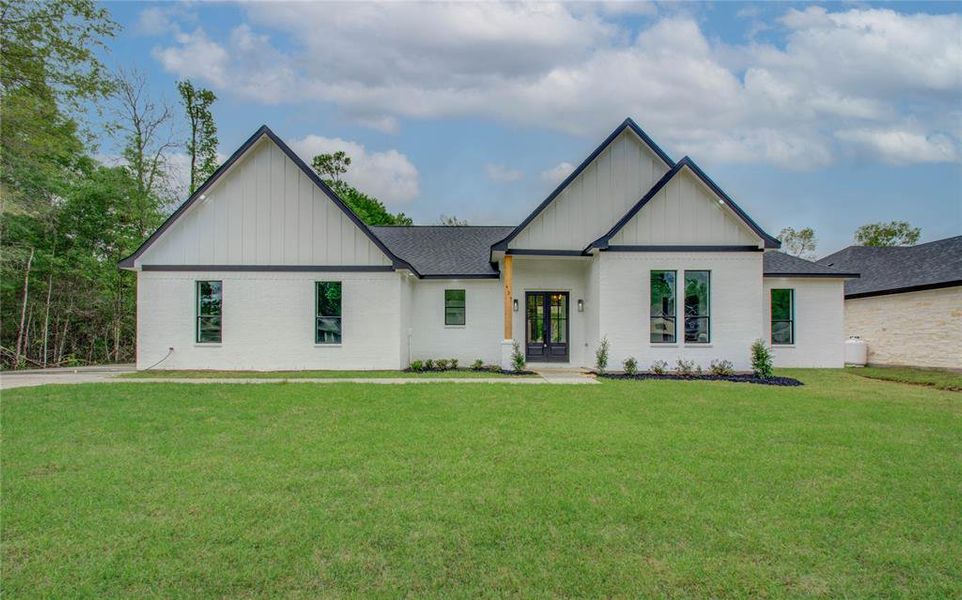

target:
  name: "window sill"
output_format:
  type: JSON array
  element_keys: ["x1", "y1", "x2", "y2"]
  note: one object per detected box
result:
[
  {"x1": 685, "y1": 343, "x2": 712, "y2": 347},
  {"x1": 772, "y1": 344, "x2": 796, "y2": 348},
  {"x1": 314, "y1": 344, "x2": 342, "y2": 348},
  {"x1": 444, "y1": 325, "x2": 466, "y2": 329},
  {"x1": 194, "y1": 343, "x2": 222, "y2": 348},
  {"x1": 650, "y1": 343, "x2": 679, "y2": 348}
]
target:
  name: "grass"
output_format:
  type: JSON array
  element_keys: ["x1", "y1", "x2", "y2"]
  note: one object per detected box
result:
[
  {"x1": 847, "y1": 365, "x2": 962, "y2": 391},
  {"x1": 119, "y1": 368, "x2": 529, "y2": 379},
  {"x1": 3, "y1": 370, "x2": 960, "y2": 597}
]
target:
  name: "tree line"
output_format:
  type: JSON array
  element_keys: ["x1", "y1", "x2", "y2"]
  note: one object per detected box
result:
[{"x1": 778, "y1": 221, "x2": 922, "y2": 260}]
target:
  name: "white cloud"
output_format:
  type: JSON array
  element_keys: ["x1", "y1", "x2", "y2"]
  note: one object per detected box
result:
[
  {"x1": 835, "y1": 128, "x2": 959, "y2": 164},
  {"x1": 540, "y1": 162, "x2": 575, "y2": 185},
  {"x1": 485, "y1": 163, "x2": 524, "y2": 183},
  {"x1": 288, "y1": 135, "x2": 420, "y2": 204},
  {"x1": 150, "y1": 4, "x2": 962, "y2": 168}
]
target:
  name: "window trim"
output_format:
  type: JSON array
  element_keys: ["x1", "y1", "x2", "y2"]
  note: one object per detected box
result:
[
  {"x1": 770, "y1": 288, "x2": 795, "y2": 346},
  {"x1": 444, "y1": 288, "x2": 466, "y2": 326},
  {"x1": 315, "y1": 281, "x2": 343, "y2": 345},
  {"x1": 650, "y1": 270, "x2": 677, "y2": 344},
  {"x1": 195, "y1": 280, "x2": 223, "y2": 344},
  {"x1": 683, "y1": 270, "x2": 711, "y2": 344}
]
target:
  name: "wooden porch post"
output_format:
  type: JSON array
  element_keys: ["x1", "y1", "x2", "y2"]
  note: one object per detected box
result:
[{"x1": 503, "y1": 255, "x2": 513, "y2": 339}]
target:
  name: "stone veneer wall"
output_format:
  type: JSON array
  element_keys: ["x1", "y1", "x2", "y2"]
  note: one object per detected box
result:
[{"x1": 844, "y1": 286, "x2": 962, "y2": 369}]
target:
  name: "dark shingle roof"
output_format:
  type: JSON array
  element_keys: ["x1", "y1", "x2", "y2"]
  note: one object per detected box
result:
[
  {"x1": 817, "y1": 236, "x2": 962, "y2": 298},
  {"x1": 371, "y1": 226, "x2": 514, "y2": 277},
  {"x1": 763, "y1": 251, "x2": 859, "y2": 278}
]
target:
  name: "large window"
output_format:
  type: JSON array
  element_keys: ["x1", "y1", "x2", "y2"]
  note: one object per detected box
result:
[
  {"x1": 684, "y1": 271, "x2": 710, "y2": 343},
  {"x1": 771, "y1": 288, "x2": 794, "y2": 345},
  {"x1": 650, "y1": 270, "x2": 676, "y2": 343},
  {"x1": 196, "y1": 281, "x2": 222, "y2": 343},
  {"x1": 445, "y1": 289, "x2": 466, "y2": 326},
  {"x1": 316, "y1": 281, "x2": 342, "y2": 344}
]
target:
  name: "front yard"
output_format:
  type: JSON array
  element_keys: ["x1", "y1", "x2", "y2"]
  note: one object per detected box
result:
[{"x1": 3, "y1": 371, "x2": 960, "y2": 597}]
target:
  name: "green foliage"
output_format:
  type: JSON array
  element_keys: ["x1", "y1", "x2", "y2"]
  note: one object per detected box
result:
[
  {"x1": 674, "y1": 359, "x2": 696, "y2": 376},
  {"x1": 650, "y1": 360, "x2": 669, "y2": 375},
  {"x1": 311, "y1": 151, "x2": 351, "y2": 184},
  {"x1": 471, "y1": 359, "x2": 484, "y2": 371},
  {"x1": 709, "y1": 359, "x2": 735, "y2": 376},
  {"x1": 438, "y1": 214, "x2": 469, "y2": 226},
  {"x1": 424, "y1": 359, "x2": 435, "y2": 371},
  {"x1": 435, "y1": 358, "x2": 449, "y2": 371},
  {"x1": 311, "y1": 155, "x2": 413, "y2": 225},
  {"x1": 854, "y1": 221, "x2": 921, "y2": 247},
  {"x1": 511, "y1": 341, "x2": 526, "y2": 373},
  {"x1": 622, "y1": 356, "x2": 638, "y2": 376},
  {"x1": 408, "y1": 360, "x2": 424, "y2": 372},
  {"x1": 177, "y1": 79, "x2": 218, "y2": 193},
  {"x1": 777, "y1": 226, "x2": 817, "y2": 259},
  {"x1": 751, "y1": 339, "x2": 774, "y2": 378},
  {"x1": 450, "y1": 358, "x2": 459, "y2": 370},
  {"x1": 595, "y1": 336, "x2": 610, "y2": 374}
]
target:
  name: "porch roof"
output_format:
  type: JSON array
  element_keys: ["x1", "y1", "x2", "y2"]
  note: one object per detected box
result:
[{"x1": 372, "y1": 226, "x2": 513, "y2": 278}]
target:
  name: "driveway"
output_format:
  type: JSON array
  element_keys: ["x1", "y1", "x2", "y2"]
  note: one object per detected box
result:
[{"x1": 1, "y1": 364, "x2": 136, "y2": 390}]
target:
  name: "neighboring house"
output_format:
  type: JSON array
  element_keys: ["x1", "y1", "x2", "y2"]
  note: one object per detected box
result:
[
  {"x1": 818, "y1": 237, "x2": 962, "y2": 369},
  {"x1": 120, "y1": 119, "x2": 857, "y2": 371}
]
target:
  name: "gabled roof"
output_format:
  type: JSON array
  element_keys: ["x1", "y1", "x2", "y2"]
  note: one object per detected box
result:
[
  {"x1": 817, "y1": 236, "x2": 962, "y2": 298},
  {"x1": 586, "y1": 156, "x2": 781, "y2": 251},
  {"x1": 491, "y1": 118, "x2": 674, "y2": 252},
  {"x1": 763, "y1": 251, "x2": 858, "y2": 278},
  {"x1": 118, "y1": 125, "x2": 416, "y2": 273},
  {"x1": 372, "y1": 226, "x2": 513, "y2": 278}
]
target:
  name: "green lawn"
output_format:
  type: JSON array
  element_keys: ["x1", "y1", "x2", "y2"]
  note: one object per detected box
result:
[
  {"x1": 119, "y1": 368, "x2": 527, "y2": 379},
  {"x1": 3, "y1": 370, "x2": 960, "y2": 597},
  {"x1": 847, "y1": 365, "x2": 962, "y2": 391}
]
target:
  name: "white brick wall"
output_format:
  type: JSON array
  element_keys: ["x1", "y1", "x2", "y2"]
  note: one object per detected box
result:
[
  {"x1": 408, "y1": 278, "x2": 503, "y2": 366},
  {"x1": 763, "y1": 278, "x2": 846, "y2": 368}
]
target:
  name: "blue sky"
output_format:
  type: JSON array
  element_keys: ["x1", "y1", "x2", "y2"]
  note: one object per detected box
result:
[{"x1": 96, "y1": 1, "x2": 961, "y2": 257}]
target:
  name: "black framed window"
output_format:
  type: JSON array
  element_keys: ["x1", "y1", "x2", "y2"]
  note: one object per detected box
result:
[
  {"x1": 196, "y1": 280, "x2": 222, "y2": 343},
  {"x1": 771, "y1": 288, "x2": 794, "y2": 345},
  {"x1": 650, "y1": 270, "x2": 676, "y2": 343},
  {"x1": 316, "y1": 281, "x2": 342, "y2": 344},
  {"x1": 684, "y1": 271, "x2": 710, "y2": 343},
  {"x1": 445, "y1": 289, "x2": 466, "y2": 325}
]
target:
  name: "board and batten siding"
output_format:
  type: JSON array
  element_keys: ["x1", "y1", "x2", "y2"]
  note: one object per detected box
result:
[
  {"x1": 610, "y1": 169, "x2": 761, "y2": 247},
  {"x1": 509, "y1": 130, "x2": 670, "y2": 251},
  {"x1": 137, "y1": 137, "x2": 392, "y2": 267}
]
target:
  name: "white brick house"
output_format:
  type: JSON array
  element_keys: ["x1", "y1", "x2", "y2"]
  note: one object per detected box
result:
[{"x1": 120, "y1": 119, "x2": 857, "y2": 371}]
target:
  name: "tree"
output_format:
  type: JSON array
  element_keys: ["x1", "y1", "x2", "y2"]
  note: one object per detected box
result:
[
  {"x1": 777, "y1": 227, "x2": 817, "y2": 259},
  {"x1": 438, "y1": 214, "x2": 468, "y2": 226},
  {"x1": 854, "y1": 221, "x2": 921, "y2": 247},
  {"x1": 177, "y1": 80, "x2": 218, "y2": 193},
  {"x1": 310, "y1": 152, "x2": 413, "y2": 225}
]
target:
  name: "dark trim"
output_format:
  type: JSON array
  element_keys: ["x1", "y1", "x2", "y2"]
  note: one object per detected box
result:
[
  {"x1": 845, "y1": 279, "x2": 961, "y2": 299},
  {"x1": 118, "y1": 125, "x2": 419, "y2": 276},
  {"x1": 765, "y1": 271, "x2": 860, "y2": 279},
  {"x1": 587, "y1": 157, "x2": 781, "y2": 251},
  {"x1": 506, "y1": 249, "x2": 587, "y2": 256},
  {"x1": 491, "y1": 118, "x2": 674, "y2": 253},
  {"x1": 605, "y1": 244, "x2": 762, "y2": 253},
  {"x1": 420, "y1": 273, "x2": 501, "y2": 280},
  {"x1": 142, "y1": 264, "x2": 395, "y2": 272}
]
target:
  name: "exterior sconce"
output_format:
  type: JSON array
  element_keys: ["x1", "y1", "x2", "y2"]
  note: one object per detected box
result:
[
  {"x1": 512, "y1": 298, "x2": 519, "y2": 312},
  {"x1": 577, "y1": 299, "x2": 584, "y2": 312}
]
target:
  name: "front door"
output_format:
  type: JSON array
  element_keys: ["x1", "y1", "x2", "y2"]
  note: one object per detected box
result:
[{"x1": 525, "y1": 292, "x2": 569, "y2": 362}]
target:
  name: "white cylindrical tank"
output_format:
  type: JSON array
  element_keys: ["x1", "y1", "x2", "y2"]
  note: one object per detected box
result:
[{"x1": 845, "y1": 337, "x2": 868, "y2": 366}]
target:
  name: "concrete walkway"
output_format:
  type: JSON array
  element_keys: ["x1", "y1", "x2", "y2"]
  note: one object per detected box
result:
[{"x1": 1, "y1": 365, "x2": 598, "y2": 390}]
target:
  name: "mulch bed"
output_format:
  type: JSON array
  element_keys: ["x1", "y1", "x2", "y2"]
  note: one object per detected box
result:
[{"x1": 597, "y1": 372, "x2": 803, "y2": 386}]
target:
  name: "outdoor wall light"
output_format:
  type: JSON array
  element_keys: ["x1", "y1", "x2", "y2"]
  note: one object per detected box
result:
[
  {"x1": 512, "y1": 298, "x2": 519, "y2": 312},
  {"x1": 577, "y1": 299, "x2": 584, "y2": 312}
]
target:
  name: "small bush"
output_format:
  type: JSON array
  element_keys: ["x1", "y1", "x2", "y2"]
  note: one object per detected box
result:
[
  {"x1": 651, "y1": 360, "x2": 669, "y2": 375},
  {"x1": 623, "y1": 356, "x2": 638, "y2": 376},
  {"x1": 511, "y1": 341, "x2": 526, "y2": 373},
  {"x1": 450, "y1": 358, "x2": 459, "y2": 370},
  {"x1": 595, "y1": 336, "x2": 610, "y2": 374},
  {"x1": 471, "y1": 359, "x2": 484, "y2": 371},
  {"x1": 436, "y1": 358, "x2": 449, "y2": 371},
  {"x1": 409, "y1": 360, "x2": 424, "y2": 372},
  {"x1": 424, "y1": 359, "x2": 435, "y2": 371},
  {"x1": 674, "y1": 359, "x2": 697, "y2": 376},
  {"x1": 695, "y1": 364, "x2": 703, "y2": 376},
  {"x1": 709, "y1": 359, "x2": 735, "y2": 376},
  {"x1": 751, "y1": 339, "x2": 774, "y2": 378}
]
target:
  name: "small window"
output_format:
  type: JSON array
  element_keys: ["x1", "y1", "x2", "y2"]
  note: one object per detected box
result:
[
  {"x1": 684, "y1": 271, "x2": 710, "y2": 343},
  {"x1": 196, "y1": 281, "x2": 222, "y2": 343},
  {"x1": 771, "y1": 288, "x2": 794, "y2": 345},
  {"x1": 316, "y1": 281, "x2": 342, "y2": 344},
  {"x1": 445, "y1": 289, "x2": 466, "y2": 326},
  {"x1": 650, "y1": 270, "x2": 676, "y2": 343}
]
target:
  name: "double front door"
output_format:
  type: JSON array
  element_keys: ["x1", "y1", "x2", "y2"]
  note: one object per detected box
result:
[{"x1": 525, "y1": 292, "x2": 569, "y2": 362}]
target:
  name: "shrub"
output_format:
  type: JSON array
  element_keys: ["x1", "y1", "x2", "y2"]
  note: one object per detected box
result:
[
  {"x1": 471, "y1": 359, "x2": 484, "y2": 371},
  {"x1": 751, "y1": 339, "x2": 774, "y2": 378},
  {"x1": 674, "y1": 359, "x2": 697, "y2": 376},
  {"x1": 595, "y1": 336, "x2": 610, "y2": 374},
  {"x1": 424, "y1": 359, "x2": 435, "y2": 371},
  {"x1": 651, "y1": 360, "x2": 669, "y2": 375},
  {"x1": 709, "y1": 359, "x2": 734, "y2": 376},
  {"x1": 511, "y1": 341, "x2": 526, "y2": 373},
  {"x1": 436, "y1": 358, "x2": 449, "y2": 371},
  {"x1": 623, "y1": 356, "x2": 638, "y2": 376},
  {"x1": 450, "y1": 358, "x2": 459, "y2": 370},
  {"x1": 409, "y1": 360, "x2": 424, "y2": 372}
]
